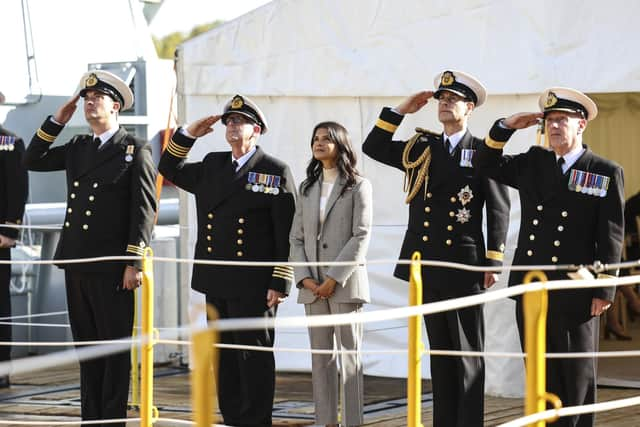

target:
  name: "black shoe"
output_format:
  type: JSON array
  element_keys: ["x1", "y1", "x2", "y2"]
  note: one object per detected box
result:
[{"x1": 0, "y1": 376, "x2": 10, "y2": 388}]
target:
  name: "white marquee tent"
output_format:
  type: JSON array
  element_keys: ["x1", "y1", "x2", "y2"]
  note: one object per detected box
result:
[{"x1": 175, "y1": 0, "x2": 640, "y2": 397}]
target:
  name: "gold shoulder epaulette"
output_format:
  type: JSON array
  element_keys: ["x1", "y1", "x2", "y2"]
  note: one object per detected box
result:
[{"x1": 414, "y1": 127, "x2": 440, "y2": 138}]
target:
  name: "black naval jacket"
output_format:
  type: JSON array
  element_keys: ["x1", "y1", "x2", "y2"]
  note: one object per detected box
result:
[
  {"x1": 24, "y1": 118, "x2": 157, "y2": 273},
  {"x1": 624, "y1": 192, "x2": 640, "y2": 262},
  {"x1": 159, "y1": 130, "x2": 296, "y2": 298},
  {"x1": 0, "y1": 126, "x2": 28, "y2": 240},
  {"x1": 474, "y1": 122, "x2": 624, "y2": 322},
  {"x1": 363, "y1": 108, "x2": 510, "y2": 292}
]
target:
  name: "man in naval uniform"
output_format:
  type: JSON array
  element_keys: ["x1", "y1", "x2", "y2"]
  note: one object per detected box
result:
[
  {"x1": 0, "y1": 91, "x2": 29, "y2": 388},
  {"x1": 473, "y1": 87, "x2": 624, "y2": 427},
  {"x1": 24, "y1": 71, "x2": 157, "y2": 426},
  {"x1": 363, "y1": 70, "x2": 510, "y2": 427},
  {"x1": 159, "y1": 94, "x2": 295, "y2": 427}
]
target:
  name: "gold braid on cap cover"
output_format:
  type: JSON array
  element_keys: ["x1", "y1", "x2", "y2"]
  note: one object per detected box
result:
[{"x1": 402, "y1": 130, "x2": 433, "y2": 204}]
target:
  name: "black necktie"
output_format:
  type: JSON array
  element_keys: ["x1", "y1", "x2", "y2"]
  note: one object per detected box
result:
[
  {"x1": 92, "y1": 137, "x2": 101, "y2": 153},
  {"x1": 444, "y1": 139, "x2": 454, "y2": 157},
  {"x1": 232, "y1": 159, "x2": 239, "y2": 174},
  {"x1": 557, "y1": 157, "x2": 565, "y2": 175}
]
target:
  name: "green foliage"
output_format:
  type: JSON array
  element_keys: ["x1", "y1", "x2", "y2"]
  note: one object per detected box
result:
[{"x1": 153, "y1": 20, "x2": 224, "y2": 59}]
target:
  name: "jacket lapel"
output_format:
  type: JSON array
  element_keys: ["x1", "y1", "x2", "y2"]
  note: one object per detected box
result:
[
  {"x1": 71, "y1": 135, "x2": 94, "y2": 179},
  {"x1": 539, "y1": 148, "x2": 564, "y2": 201},
  {"x1": 75, "y1": 128, "x2": 128, "y2": 178},
  {"x1": 321, "y1": 175, "x2": 346, "y2": 226},
  {"x1": 567, "y1": 145, "x2": 592, "y2": 175},
  {"x1": 425, "y1": 133, "x2": 447, "y2": 190},
  {"x1": 306, "y1": 180, "x2": 321, "y2": 267},
  {"x1": 234, "y1": 146, "x2": 264, "y2": 182},
  {"x1": 206, "y1": 146, "x2": 265, "y2": 211}
]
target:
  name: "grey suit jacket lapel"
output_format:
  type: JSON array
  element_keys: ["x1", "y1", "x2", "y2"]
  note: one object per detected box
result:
[{"x1": 305, "y1": 180, "x2": 321, "y2": 278}]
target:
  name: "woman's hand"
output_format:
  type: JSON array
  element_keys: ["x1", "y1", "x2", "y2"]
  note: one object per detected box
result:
[
  {"x1": 302, "y1": 278, "x2": 320, "y2": 291},
  {"x1": 313, "y1": 277, "x2": 337, "y2": 299}
]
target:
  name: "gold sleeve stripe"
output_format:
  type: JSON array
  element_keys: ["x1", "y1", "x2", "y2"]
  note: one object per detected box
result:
[
  {"x1": 126, "y1": 245, "x2": 145, "y2": 255},
  {"x1": 273, "y1": 266, "x2": 294, "y2": 280},
  {"x1": 166, "y1": 141, "x2": 190, "y2": 158},
  {"x1": 596, "y1": 273, "x2": 615, "y2": 279},
  {"x1": 486, "y1": 250, "x2": 505, "y2": 261},
  {"x1": 168, "y1": 140, "x2": 190, "y2": 154},
  {"x1": 485, "y1": 135, "x2": 506, "y2": 150},
  {"x1": 273, "y1": 272, "x2": 294, "y2": 281},
  {"x1": 36, "y1": 128, "x2": 57, "y2": 143},
  {"x1": 166, "y1": 145, "x2": 187, "y2": 158},
  {"x1": 375, "y1": 118, "x2": 399, "y2": 133}
]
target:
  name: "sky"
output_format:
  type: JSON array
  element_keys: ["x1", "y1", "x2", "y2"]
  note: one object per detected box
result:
[{"x1": 149, "y1": 0, "x2": 273, "y2": 38}]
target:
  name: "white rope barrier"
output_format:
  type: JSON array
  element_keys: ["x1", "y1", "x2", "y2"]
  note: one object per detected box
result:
[
  {"x1": 0, "y1": 310, "x2": 67, "y2": 321},
  {"x1": 0, "y1": 418, "x2": 139, "y2": 426},
  {"x1": 1, "y1": 252, "x2": 639, "y2": 276},
  {"x1": 0, "y1": 252, "x2": 638, "y2": 424},
  {"x1": 0, "y1": 321, "x2": 68, "y2": 327},
  {"x1": 498, "y1": 395, "x2": 640, "y2": 427}
]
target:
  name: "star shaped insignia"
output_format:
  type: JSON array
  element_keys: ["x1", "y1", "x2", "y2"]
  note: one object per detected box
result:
[
  {"x1": 457, "y1": 185, "x2": 474, "y2": 206},
  {"x1": 456, "y1": 208, "x2": 471, "y2": 224}
]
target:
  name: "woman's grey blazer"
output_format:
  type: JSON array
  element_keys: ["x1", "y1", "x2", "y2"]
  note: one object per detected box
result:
[{"x1": 289, "y1": 174, "x2": 372, "y2": 304}]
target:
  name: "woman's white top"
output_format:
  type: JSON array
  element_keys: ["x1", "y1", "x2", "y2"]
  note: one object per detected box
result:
[{"x1": 319, "y1": 167, "x2": 338, "y2": 225}]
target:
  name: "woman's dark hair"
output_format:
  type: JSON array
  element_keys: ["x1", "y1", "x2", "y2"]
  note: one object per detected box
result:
[{"x1": 300, "y1": 121, "x2": 359, "y2": 196}]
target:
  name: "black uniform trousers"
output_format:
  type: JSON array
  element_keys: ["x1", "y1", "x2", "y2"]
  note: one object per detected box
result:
[
  {"x1": 516, "y1": 299, "x2": 597, "y2": 427},
  {"x1": 424, "y1": 278, "x2": 484, "y2": 427},
  {"x1": 206, "y1": 294, "x2": 276, "y2": 427},
  {"x1": 0, "y1": 248, "x2": 11, "y2": 363},
  {"x1": 64, "y1": 270, "x2": 134, "y2": 427}
]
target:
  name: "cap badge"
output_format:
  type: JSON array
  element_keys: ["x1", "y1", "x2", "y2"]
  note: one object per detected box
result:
[
  {"x1": 85, "y1": 73, "x2": 98, "y2": 88},
  {"x1": 231, "y1": 96, "x2": 244, "y2": 109},
  {"x1": 544, "y1": 91, "x2": 558, "y2": 108},
  {"x1": 441, "y1": 71, "x2": 455, "y2": 87}
]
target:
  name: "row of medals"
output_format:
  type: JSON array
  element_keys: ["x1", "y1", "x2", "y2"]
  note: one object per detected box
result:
[
  {"x1": 245, "y1": 183, "x2": 280, "y2": 195},
  {"x1": 0, "y1": 137, "x2": 16, "y2": 151}
]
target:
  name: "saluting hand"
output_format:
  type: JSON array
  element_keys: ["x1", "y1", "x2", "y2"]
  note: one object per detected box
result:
[
  {"x1": 502, "y1": 112, "x2": 544, "y2": 130},
  {"x1": 186, "y1": 115, "x2": 222, "y2": 138},
  {"x1": 395, "y1": 91, "x2": 435, "y2": 115},
  {"x1": 53, "y1": 95, "x2": 80, "y2": 124}
]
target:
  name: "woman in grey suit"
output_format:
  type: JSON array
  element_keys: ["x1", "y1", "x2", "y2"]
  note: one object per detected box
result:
[{"x1": 290, "y1": 121, "x2": 372, "y2": 427}]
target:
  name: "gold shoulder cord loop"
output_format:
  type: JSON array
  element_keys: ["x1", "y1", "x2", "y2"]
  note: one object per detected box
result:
[{"x1": 402, "y1": 133, "x2": 432, "y2": 204}]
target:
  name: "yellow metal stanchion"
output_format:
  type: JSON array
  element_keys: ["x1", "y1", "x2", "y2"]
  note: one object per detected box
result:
[
  {"x1": 407, "y1": 251, "x2": 424, "y2": 427},
  {"x1": 130, "y1": 291, "x2": 140, "y2": 409},
  {"x1": 192, "y1": 305, "x2": 220, "y2": 427},
  {"x1": 523, "y1": 270, "x2": 562, "y2": 426},
  {"x1": 140, "y1": 247, "x2": 157, "y2": 427}
]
